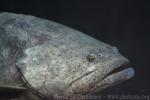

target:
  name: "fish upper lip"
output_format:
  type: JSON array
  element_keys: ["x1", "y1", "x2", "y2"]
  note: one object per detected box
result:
[
  {"x1": 105, "y1": 62, "x2": 129, "y2": 77},
  {"x1": 94, "y1": 56, "x2": 130, "y2": 85}
]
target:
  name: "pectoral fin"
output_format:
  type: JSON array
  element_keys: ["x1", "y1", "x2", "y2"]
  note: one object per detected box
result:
[{"x1": 0, "y1": 85, "x2": 27, "y2": 99}]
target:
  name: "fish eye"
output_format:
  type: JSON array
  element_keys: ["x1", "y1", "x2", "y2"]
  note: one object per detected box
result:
[{"x1": 86, "y1": 53, "x2": 96, "y2": 62}]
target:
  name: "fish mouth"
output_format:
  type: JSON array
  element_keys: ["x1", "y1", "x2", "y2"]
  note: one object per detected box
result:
[
  {"x1": 106, "y1": 62, "x2": 130, "y2": 77},
  {"x1": 89, "y1": 60, "x2": 135, "y2": 94}
]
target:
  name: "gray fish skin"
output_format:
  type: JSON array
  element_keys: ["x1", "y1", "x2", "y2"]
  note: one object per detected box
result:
[{"x1": 0, "y1": 12, "x2": 134, "y2": 99}]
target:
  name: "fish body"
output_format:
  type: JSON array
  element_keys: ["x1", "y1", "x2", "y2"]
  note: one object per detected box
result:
[{"x1": 0, "y1": 12, "x2": 134, "y2": 100}]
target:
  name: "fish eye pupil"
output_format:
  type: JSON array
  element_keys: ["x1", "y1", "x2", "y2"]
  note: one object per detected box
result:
[
  {"x1": 99, "y1": 53, "x2": 102, "y2": 57},
  {"x1": 86, "y1": 53, "x2": 96, "y2": 62}
]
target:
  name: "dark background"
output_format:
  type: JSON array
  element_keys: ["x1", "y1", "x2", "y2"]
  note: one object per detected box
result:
[{"x1": 0, "y1": 0, "x2": 150, "y2": 99}]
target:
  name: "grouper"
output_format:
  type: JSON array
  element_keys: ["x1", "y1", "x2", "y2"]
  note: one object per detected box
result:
[{"x1": 0, "y1": 12, "x2": 134, "y2": 100}]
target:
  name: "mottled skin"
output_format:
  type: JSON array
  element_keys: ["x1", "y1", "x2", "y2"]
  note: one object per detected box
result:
[{"x1": 0, "y1": 12, "x2": 134, "y2": 100}]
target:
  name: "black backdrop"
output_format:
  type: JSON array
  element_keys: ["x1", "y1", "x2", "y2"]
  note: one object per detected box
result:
[{"x1": 0, "y1": 0, "x2": 150, "y2": 99}]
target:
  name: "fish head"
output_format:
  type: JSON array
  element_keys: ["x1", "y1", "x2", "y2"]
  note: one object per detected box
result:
[
  {"x1": 65, "y1": 40, "x2": 135, "y2": 95},
  {"x1": 17, "y1": 37, "x2": 135, "y2": 98}
]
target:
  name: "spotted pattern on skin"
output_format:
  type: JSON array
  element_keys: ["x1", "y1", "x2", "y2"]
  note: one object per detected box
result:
[{"x1": 0, "y1": 13, "x2": 134, "y2": 99}]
